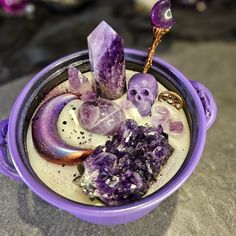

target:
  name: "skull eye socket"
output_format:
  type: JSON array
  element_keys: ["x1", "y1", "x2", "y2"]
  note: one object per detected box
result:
[
  {"x1": 129, "y1": 90, "x2": 137, "y2": 96},
  {"x1": 142, "y1": 89, "x2": 149, "y2": 96}
]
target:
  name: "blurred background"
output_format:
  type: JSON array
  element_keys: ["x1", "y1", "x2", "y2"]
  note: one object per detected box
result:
[{"x1": 0, "y1": 0, "x2": 235, "y2": 84}]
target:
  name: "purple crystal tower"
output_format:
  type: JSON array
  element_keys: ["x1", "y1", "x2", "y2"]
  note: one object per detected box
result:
[{"x1": 88, "y1": 21, "x2": 126, "y2": 100}]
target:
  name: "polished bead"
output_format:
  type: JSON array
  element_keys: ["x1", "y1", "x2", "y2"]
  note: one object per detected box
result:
[{"x1": 151, "y1": 0, "x2": 175, "y2": 28}]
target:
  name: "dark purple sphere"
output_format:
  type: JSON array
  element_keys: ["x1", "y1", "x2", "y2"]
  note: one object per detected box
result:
[{"x1": 151, "y1": 0, "x2": 175, "y2": 29}]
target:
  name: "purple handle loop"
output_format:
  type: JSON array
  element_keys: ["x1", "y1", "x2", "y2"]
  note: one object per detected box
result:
[
  {"x1": 0, "y1": 119, "x2": 22, "y2": 182},
  {"x1": 190, "y1": 80, "x2": 217, "y2": 130}
]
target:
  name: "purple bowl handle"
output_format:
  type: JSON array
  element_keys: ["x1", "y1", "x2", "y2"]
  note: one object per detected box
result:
[
  {"x1": 190, "y1": 80, "x2": 217, "y2": 130},
  {"x1": 0, "y1": 119, "x2": 22, "y2": 182}
]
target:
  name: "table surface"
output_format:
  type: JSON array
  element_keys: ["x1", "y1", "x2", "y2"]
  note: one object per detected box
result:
[{"x1": 0, "y1": 41, "x2": 235, "y2": 236}]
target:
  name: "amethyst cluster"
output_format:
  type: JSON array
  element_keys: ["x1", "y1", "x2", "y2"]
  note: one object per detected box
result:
[
  {"x1": 68, "y1": 66, "x2": 96, "y2": 101},
  {"x1": 74, "y1": 119, "x2": 173, "y2": 206}
]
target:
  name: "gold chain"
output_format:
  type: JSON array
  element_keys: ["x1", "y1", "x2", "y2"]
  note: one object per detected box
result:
[{"x1": 143, "y1": 27, "x2": 170, "y2": 73}]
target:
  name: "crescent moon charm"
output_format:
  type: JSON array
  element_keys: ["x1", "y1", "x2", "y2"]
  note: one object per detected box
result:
[{"x1": 32, "y1": 93, "x2": 93, "y2": 165}]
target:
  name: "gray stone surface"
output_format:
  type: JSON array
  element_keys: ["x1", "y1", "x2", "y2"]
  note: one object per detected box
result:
[{"x1": 0, "y1": 41, "x2": 235, "y2": 236}]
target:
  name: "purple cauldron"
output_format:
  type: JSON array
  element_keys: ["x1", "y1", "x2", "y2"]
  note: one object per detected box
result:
[{"x1": 0, "y1": 49, "x2": 217, "y2": 225}]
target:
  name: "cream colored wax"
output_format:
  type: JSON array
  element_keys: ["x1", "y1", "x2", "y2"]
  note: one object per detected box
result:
[{"x1": 26, "y1": 70, "x2": 190, "y2": 206}]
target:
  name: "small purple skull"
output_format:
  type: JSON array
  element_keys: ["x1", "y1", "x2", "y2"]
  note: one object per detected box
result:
[{"x1": 127, "y1": 73, "x2": 158, "y2": 116}]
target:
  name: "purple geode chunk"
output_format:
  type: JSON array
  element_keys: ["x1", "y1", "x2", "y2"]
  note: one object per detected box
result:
[
  {"x1": 88, "y1": 21, "x2": 126, "y2": 100},
  {"x1": 74, "y1": 119, "x2": 174, "y2": 206},
  {"x1": 151, "y1": 0, "x2": 175, "y2": 29},
  {"x1": 68, "y1": 66, "x2": 96, "y2": 101}
]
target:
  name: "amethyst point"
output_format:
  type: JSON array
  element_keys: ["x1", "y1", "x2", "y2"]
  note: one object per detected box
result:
[{"x1": 88, "y1": 21, "x2": 126, "y2": 100}]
